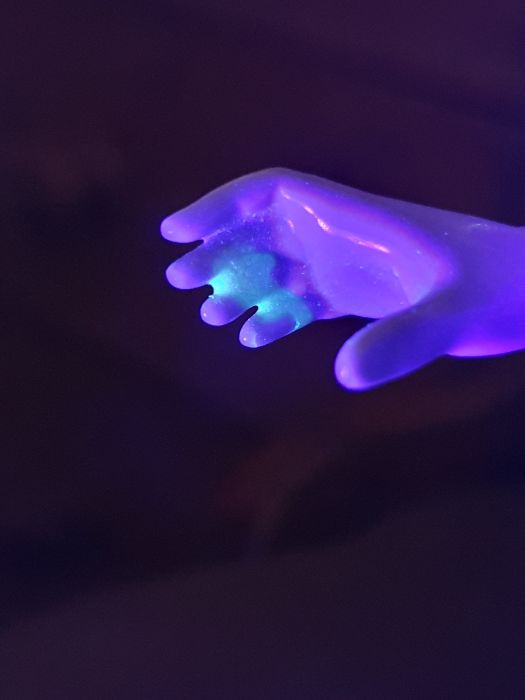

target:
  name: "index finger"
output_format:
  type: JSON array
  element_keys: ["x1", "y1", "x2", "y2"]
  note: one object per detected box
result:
[{"x1": 160, "y1": 169, "x2": 285, "y2": 243}]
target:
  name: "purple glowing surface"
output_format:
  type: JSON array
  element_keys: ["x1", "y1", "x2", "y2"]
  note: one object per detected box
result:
[{"x1": 161, "y1": 168, "x2": 525, "y2": 390}]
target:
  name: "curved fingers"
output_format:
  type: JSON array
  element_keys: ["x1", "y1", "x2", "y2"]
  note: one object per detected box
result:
[
  {"x1": 160, "y1": 169, "x2": 289, "y2": 243},
  {"x1": 165, "y1": 241, "x2": 219, "y2": 289}
]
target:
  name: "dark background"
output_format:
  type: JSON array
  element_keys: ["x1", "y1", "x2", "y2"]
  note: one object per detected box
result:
[{"x1": 1, "y1": 1, "x2": 525, "y2": 697}]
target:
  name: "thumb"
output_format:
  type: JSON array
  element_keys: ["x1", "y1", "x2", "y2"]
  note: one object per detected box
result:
[{"x1": 335, "y1": 291, "x2": 462, "y2": 391}]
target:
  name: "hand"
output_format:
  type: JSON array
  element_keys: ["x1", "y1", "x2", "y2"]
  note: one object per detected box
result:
[{"x1": 161, "y1": 168, "x2": 525, "y2": 390}]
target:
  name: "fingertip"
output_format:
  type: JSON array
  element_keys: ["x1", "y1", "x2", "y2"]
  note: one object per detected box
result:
[
  {"x1": 238, "y1": 313, "x2": 272, "y2": 348},
  {"x1": 166, "y1": 259, "x2": 203, "y2": 290},
  {"x1": 160, "y1": 214, "x2": 199, "y2": 243},
  {"x1": 334, "y1": 341, "x2": 369, "y2": 391},
  {"x1": 335, "y1": 334, "x2": 391, "y2": 391},
  {"x1": 239, "y1": 329, "x2": 259, "y2": 348},
  {"x1": 200, "y1": 297, "x2": 244, "y2": 326},
  {"x1": 200, "y1": 300, "x2": 224, "y2": 326},
  {"x1": 239, "y1": 313, "x2": 297, "y2": 349}
]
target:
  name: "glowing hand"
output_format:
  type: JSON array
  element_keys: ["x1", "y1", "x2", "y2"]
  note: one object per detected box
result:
[{"x1": 161, "y1": 168, "x2": 525, "y2": 390}]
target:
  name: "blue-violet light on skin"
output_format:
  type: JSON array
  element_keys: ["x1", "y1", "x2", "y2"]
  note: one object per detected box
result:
[{"x1": 162, "y1": 168, "x2": 525, "y2": 390}]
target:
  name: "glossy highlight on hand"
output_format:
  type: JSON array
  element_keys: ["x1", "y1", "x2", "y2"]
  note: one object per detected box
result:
[{"x1": 161, "y1": 168, "x2": 525, "y2": 390}]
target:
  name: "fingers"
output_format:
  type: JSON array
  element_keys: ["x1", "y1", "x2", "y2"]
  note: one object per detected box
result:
[
  {"x1": 165, "y1": 214, "x2": 278, "y2": 292},
  {"x1": 200, "y1": 296, "x2": 246, "y2": 326},
  {"x1": 162, "y1": 169, "x2": 314, "y2": 344},
  {"x1": 161, "y1": 193, "x2": 238, "y2": 243},
  {"x1": 165, "y1": 241, "x2": 218, "y2": 289},
  {"x1": 335, "y1": 291, "x2": 462, "y2": 390},
  {"x1": 239, "y1": 311, "x2": 297, "y2": 348},
  {"x1": 160, "y1": 170, "x2": 282, "y2": 243},
  {"x1": 239, "y1": 290, "x2": 313, "y2": 347},
  {"x1": 163, "y1": 173, "x2": 282, "y2": 291},
  {"x1": 169, "y1": 242, "x2": 286, "y2": 332}
]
